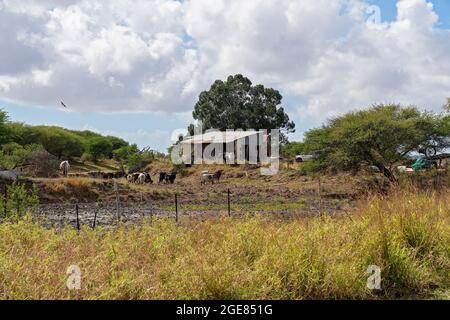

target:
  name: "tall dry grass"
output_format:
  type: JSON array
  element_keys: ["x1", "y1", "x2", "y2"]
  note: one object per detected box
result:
[{"x1": 0, "y1": 188, "x2": 448, "y2": 300}]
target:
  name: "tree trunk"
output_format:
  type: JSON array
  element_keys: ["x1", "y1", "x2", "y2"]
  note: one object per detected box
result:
[
  {"x1": 378, "y1": 165, "x2": 397, "y2": 183},
  {"x1": 368, "y1": 149, "x2": 397, "y2": 183}
]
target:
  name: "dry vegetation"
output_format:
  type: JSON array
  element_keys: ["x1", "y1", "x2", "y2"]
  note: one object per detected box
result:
[{"x1": 0, "y1": 186, "x2": 448, "y2": 300}]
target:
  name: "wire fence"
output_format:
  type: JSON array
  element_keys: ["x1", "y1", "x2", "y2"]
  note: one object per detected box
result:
[
  {"x1": 31, "y1": 185, "x2": 335, "y2": 230},
  {"x1": 4, "y1": 169, "x2": 448, "y2": 229}
]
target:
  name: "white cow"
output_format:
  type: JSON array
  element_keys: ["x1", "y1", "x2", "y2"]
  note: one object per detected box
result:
[
  {"x1": 137, "y1": 173, "x2": 146, "y2": 185},
  {"x1": 59, "y1": 161, "x2": 70, "y2": 177}
]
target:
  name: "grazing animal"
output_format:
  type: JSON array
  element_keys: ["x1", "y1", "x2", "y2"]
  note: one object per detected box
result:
[
  {"x1": 159, "y1": 172, "x2": 168, "y2": 184},
  {"x1": 59, "y1": 161, "x2": 70, "y2": 177},
  {"x1": 166, "y1": 172, "x2": 177, "y2": 184},
  {"x1": 201, "y1": 173, "x2": 215, "y2": 185},
  {"x1": 145, "y1": 173, "x2": 153, "y2": 184},
  {"x1": 127, "y1": 174, "x2": 134, "y2": 183},
  {"x1": 214, "y1": 170, "x2": 223, "y2": 183},
  {"x1": 132, "y1": 173, "x2": 140, "y2": 183},
  {"x1": 159, "y1": 171, "x2": 176, "y2": 184},
  {"x1": 137, "y1": 173, "x2": 153, "y2": 185},
  {"x1": 137, "y1": 173, "x2": 146, "y2": 184}
]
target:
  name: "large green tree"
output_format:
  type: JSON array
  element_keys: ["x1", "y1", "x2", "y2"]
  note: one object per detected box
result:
[
  {"x1": 88, "y1": 137, "x2": 114, "y2": 162},
  {"x1": 0, "y1": 109, "x2": 10, "y2": 145},
  {"x1": 189, "y1": 74, "x2": 295, "y2": 142},
  {"x1": 303, "y1": 104, "x2": 450, "y2": 181},
  {"x1": 33, "y1": 126, "x2": 85, "y2": 159}
]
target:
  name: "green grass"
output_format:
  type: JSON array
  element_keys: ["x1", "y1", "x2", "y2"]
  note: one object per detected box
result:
[{"x1": 0, "y1": 188, "x2": 448, "y2": 300}]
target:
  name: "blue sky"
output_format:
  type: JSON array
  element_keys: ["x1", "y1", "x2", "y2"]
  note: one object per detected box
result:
[
  {"x1": 367, "y1": 0, "x2": 450, "y2": 27},
  {"x1": 1, "y1": 0, "x2": 449, "y2": 152}
]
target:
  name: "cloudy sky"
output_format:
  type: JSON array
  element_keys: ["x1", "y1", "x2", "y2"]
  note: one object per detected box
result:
[{"x1": 0, "y1": 0, "x2": 449, "y2": 151}]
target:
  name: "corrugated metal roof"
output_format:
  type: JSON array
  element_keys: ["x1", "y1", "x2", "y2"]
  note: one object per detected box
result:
[{"x1": 180, "y1": 131, "x2": 265, "y2": 145}]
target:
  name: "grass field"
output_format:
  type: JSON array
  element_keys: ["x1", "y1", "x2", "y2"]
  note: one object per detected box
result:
[{"x1": 0, "y1": 187, "x2": 448, "y2": 300}]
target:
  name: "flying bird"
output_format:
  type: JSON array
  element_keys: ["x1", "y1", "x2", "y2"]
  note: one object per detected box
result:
[{"x1": 60, "y1": 101, "x2": 68, "y2": 108}]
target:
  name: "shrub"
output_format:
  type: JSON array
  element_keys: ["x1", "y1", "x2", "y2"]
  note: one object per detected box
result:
[
  {"x1": 0, "y1": 182, "x2": 39, "y2": 221},
  {"x1": 80, "y1": 152, "x2": 93, "y2": 163}
]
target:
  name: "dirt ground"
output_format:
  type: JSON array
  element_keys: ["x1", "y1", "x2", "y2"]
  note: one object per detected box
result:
[{"x1": 30, "y1": 164, "x2": 366, "y2": 228}]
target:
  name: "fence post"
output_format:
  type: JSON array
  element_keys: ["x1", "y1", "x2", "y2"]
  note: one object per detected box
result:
[
  {"x1": 227, "y1": 188, "x2": 231, "y2": 217},
  {"x1": 3, "y1": 186, "x2": 7, "y2": 217},
  {"x1": 114, "y1": 180, "x2": 120, "y2": 223},
  {"x1": 76, "y1": 204, "x2": 80, "y2": 231},
  {"x1": 92, "y1": 203, "x2": 98, "y2": 230},
  {"x1": 175, "y1": 193, "x2": 178, "y2": 223},
  {"x1": 16, "y1": 197, "x2": 20, "y2": 217},
  {"x1": 318, "y1": 178, "x2": 322, "y2": 216},
  {"x1": 149, "y1": 204, "x2": 153, "y2": 225}
]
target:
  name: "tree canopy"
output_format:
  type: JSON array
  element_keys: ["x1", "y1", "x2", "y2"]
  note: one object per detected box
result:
[
  {"x1": 189, "y1": 74, "x2": 295, "y2": 142},
  {"x1": 0, "y1": 108, "x2": 137, "y2": 166},
  {"x1": 302, "y1": 104, "x2": 450, "y2": 180},
  {"x1": 0, "y1": 110, "x2": 9, "y2": 146},
  {"x1": 281, "y1": 141, "x2": 305, "y2": 158}
]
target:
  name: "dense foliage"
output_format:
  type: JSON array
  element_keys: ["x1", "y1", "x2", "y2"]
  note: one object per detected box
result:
[
  {"x1": 281, "y1": 141, "x2": 305, "y2": 158},
  {"x1": 302, "y1": 104, "x2": 450, "y2": 180},
  {"x1": 189, "y1": 74, "x2": 295, "y2": 142},
  {"x1": 0, "y1": 108, "x2": 142, "y2": 169}
]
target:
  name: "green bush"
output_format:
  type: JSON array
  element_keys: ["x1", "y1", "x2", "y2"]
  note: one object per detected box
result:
[
  {"x1": 80, "y1": 152, "x2": 93, "y2": 163},
  {"x1": 0, "y1": 182, "x2": 39, "y2": 221}
]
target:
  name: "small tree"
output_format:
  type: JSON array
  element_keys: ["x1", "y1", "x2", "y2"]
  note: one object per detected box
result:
[
  {"x1": 0, "y1": 182, "x2": 39, "y2": 221},
  {"x1": 0, "y1": 143, "x2": 43, "y2": 170},
  {"x1": 303, "y1": 104, "x2": 450, "y2": 181}
]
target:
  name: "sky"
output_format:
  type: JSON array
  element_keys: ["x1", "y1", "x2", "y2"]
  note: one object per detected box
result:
[{"x1": 0, "y1": 0, "x2": 449, "y2": 152}]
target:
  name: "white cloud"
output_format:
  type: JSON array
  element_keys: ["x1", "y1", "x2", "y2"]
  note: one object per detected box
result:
[{"x1": 0, "y1": 0, "x2": 449, "y2": 126}]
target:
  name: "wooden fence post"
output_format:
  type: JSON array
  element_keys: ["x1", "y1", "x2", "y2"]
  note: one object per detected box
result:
[
  {"x1": 75, "y1": 204, "x2": 80, "y2": 231},
  {"x1": 3, "y1": 186, "x2": 7, "y2": 217},
  {"x1": 114, "y1": 180, "x2": 120, "y2": 223},
  {"x1": 150, "y1": 204, "x2": 153, "y2": 225},
  {"x1": 92, "y1": 203, "x2": 98, "y2": 230},
  {"x1": 175, "y1": 194, "x2": 178, "y2": 223},
  {"x1": 318, "y1": 178, "x2": 322, "y2": 216},
  {"x1": 227, "y1": 188, "x2": 231, "y2": 217}
]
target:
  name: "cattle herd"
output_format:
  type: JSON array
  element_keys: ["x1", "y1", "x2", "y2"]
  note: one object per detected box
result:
[
  {"x1": 125, "y1": 171, "x2": 179, "y2": 185},
  {"x1": 60, "y1": 161, "x2": 224, "y2": 186}
]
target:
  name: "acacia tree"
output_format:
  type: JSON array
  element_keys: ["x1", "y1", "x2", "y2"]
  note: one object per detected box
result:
[
  {"x1": 303, "y1": 104, "x2": 450, "y2": 181},
  {"x1": 189, "y1": 74, "x2": 295, "y2": 142}
]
